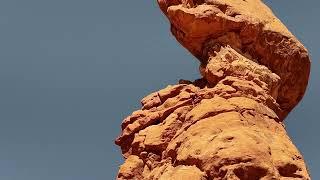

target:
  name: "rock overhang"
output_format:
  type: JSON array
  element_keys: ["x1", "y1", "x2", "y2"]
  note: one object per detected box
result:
[{"x1": 157, "y1": 0, "x2": 310, "y2": 116}]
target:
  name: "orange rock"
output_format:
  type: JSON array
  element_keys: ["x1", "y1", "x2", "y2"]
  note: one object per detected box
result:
[
  {"x1": 117, "y1": 155, "x2": 144, "y2": 180},
  {"x1": 115, "y1": 0, "x2": 311, "y2": 179},
  {"x1": 158, "y1": 0, "x2": 310, "y2": 114}
]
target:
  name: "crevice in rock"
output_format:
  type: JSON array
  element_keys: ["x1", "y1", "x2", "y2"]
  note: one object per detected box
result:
[
  {"x1": 233, "y1": 165, "x2": 268, "y2": 180},
  {"x1": 278, "y1": 163, "x2": 303, "y2": 178}
]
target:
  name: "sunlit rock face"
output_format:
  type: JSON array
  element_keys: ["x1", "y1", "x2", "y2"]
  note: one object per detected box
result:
[{"x1": 115, "y1": 0, "x2": 311, "y2": 179}]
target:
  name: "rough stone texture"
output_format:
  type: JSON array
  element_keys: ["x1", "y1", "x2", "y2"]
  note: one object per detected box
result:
[
  {"x1": 158, "y1": 0, "x2": 310, "y2": 115},
  {"x1": 115, "y1": 0, "x2": 311, "y2": 179}
]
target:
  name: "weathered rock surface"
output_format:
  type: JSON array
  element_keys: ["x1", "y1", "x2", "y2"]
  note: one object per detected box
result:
[
  {"x1": 115, "y1": 0, "x2": 311, "y2": 179},
  {"x1": 158, "y1": 0, "x2": 310, "y2": 115}
]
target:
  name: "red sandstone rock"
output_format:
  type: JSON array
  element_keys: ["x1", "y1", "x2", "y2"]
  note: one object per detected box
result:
[
  {"x1": 115, "y1": 0, "x2": 311, "y2": 179},
  {"x1": 158, "y1": 0, "x2": 310, "y2": 115}
]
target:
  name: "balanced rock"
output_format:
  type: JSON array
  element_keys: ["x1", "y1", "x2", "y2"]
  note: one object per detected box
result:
[{"x1": 115, "y1": 0, "x2": 311, "y2": 179}]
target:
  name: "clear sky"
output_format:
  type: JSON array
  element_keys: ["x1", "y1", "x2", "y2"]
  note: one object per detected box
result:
[{"x1": 0, "y1": 0, "x2": 318, "y2": 179}]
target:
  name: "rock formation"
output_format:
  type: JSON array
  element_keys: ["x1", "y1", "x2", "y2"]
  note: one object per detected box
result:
[{"x1": 115, "y1": 0, "x2": 311, "y2": 179}]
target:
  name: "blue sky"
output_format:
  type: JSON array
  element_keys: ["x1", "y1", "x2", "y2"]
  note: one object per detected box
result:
[{"x1": 0, "y1": 0, "x2": 318, "y2": 179}]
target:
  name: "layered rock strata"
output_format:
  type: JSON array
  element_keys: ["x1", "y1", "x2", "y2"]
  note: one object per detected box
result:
[{"x1": 115, "y1": 0, "x2": 311, "y2": 179}]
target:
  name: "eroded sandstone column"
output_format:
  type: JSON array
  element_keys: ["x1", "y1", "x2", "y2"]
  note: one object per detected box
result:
[{"x1": 115, "y1": 0, "x2": 311, "y2": 179}]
